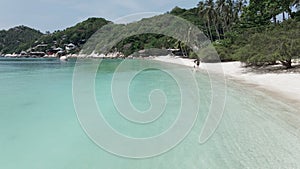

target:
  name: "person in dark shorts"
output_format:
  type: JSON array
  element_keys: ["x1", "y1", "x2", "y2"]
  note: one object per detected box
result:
[{"x1": 194, "y1": 58, "x2": 200, "y2": 68}]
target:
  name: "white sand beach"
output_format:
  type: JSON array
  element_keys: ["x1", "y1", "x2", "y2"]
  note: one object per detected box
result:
[{"x1": 153, "y1": 55, "x2": 300, "y2": 104}]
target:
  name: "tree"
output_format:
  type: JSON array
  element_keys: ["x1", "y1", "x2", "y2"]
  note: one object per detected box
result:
[
  {"x1": 0, "y1": 26, "x2": 43, "y2": 54},
  {"x1": 241, "y1": 0, "x2": 274, "y2": 27},
  {"x1": 215, "y1": 0, "x2": 244, "y2": 37},
  {"x1": 234, "y1": 20, "x2": 300, "y2": 68},
  {"x1": 198, "y1": 0, "x2": 220, "y2": 41}
]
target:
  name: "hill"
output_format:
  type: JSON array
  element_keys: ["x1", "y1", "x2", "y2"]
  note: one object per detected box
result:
[
  {"x1": 36, "y1": 18, "x2": 111, "y2": 54},
  {"x1": 0, "y1": 17, "x2": 111, "y2": 56},
  {"x1": 0, "y1": 26, "x2": 43, "y2": 54},
  {"x1": 107, "y1": 7, "x2": 205, "y2": 58}
]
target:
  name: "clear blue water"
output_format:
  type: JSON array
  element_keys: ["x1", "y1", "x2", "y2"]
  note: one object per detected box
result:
[{"x1": 0, "y1": 58, "x2": 299, "y2": 169}]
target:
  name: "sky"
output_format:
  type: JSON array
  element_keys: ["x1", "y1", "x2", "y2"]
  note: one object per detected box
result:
[{"x1": 0, "y1": 0, "x2": 200, "y2": 33}]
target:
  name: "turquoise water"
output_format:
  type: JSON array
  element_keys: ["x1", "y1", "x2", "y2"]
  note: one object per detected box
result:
[{"x1": 0, "y1": 58, "x2": 300, "y2": 169}]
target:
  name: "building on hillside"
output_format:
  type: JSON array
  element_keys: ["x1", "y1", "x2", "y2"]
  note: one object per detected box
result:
[{"x1": 65, "y1": 43, "x2": 77, "y2": 52}]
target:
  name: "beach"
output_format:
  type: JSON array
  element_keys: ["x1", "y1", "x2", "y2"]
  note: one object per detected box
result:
[{"x1": 153, "y1": 55, "x2": 300, "y2": 106}]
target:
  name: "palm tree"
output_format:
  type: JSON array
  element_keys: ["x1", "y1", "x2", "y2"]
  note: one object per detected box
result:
[
  {"x1": 234, "y1": 0, "x2": 247, "y2": 20},
  {"x1": 215, "y1": 0, "x2": 227, "y2": 38},
  {"x1": 292, "y1": 0, "x2": 300, "y2": 7},
  {"x1": 216, "y1": 0, "x2": 245, "y2": 38},
  {"x1": 199, "y1": 0, "x2": 247, "y2": 40},
  {"x1": 216, "y1": 0, "x2": 231, "y2": 37},
  {"x1": 199, "y1": 0, "x2": 220, "y2": 41},
  {"x1": 198, "y1": 1, "x2": 213, "y2": 41}
]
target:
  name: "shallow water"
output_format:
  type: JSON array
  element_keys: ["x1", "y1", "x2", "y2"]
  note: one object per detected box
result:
[{"x1": 0, "y1": 58, "x2": 299, "y2": 169}]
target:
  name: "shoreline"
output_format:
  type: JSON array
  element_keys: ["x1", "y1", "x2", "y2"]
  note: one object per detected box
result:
[{"x1": 153, "y1": 55, "x2": 300, "y2": 108}]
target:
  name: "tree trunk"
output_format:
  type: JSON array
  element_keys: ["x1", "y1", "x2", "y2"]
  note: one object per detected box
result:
[
  {"x1": 214, "y1": 21, "x2": 221, "y2": 40},
  {"x1": 223, "y1": 18, "x2": 230, "y2": 33},
  {"x1": 221, "y1": 26, "x2": 226, "y2": 39},
  {"x1": 287, "y1": 8, "x2": 294, "y2": 19},
  {"x1": 282, "y1": 12, "x2": 286, "y2": 21},
  {"x1": 273, "y1": 15, "x2": 277, "y2": 25},
  {"x1": 207, "y1": 21, "x2": 213, "y2": 41}
]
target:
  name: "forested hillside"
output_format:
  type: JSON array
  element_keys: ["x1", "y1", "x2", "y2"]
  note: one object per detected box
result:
[
  {"x1": 37, "y1": 18, "x2": 110, "y2": 53},
  {"x1": 114, "y1": 0, "x2": 300, "y2": 68},
  {"x1": 0, "y1": 26, "x2": 43, "y2": 54},
  {"x1": 0, "y1": 18, "x2": 110, "y2": 55}
]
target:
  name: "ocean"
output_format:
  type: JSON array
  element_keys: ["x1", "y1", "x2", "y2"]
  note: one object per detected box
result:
[{"x1": 0, "y1": 58, "x2": 299, "y2": 169}]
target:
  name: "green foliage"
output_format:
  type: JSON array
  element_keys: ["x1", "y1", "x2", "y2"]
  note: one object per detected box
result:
[
  {"x1": 38, "y1": 17, "x2": 110, "y2": 49},
  {"x1": 234, "y1": 20, "x2": 300, "y2": 68},
  {"x1": 240, "y1": 0, "x2": 273, "y2": 27},
  {"x1": 295, "y1": 10, "x2": 300, "y2": 21},
  {"x1": 81, "y1": 14, "x2": 205, "y2": 58},
  {"x1": 214, "y1": 43, "x2": 235, "y2": 61},
  {"x1": 0, "y1": 26, "x2": 43, "y2": 54},
  {"x1": 0, "y1": 18, "x2": 110, "y2": 54},
  {"x1": 170, "y1": 7, "x2": 204, "y2": 29},
  {"x1": 197, "y1": 44, "x2": 220, "y2": 62},
  {"x1": 113, "y1": 34, "x2": 179, "y2": 57},
  {"x1": 240, "y1": 0, "x2": 299, "y2": 27}
]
